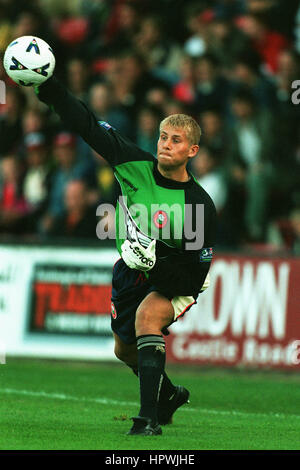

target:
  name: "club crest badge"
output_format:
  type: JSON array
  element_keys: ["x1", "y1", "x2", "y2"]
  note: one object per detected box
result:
[
  {"x1": 153, "y1": 210, "x2": 168, "y2": 229},
  {"x1": 199, "y1": 247, "x2": 213, "y2": 262},
  {"x1": 111, "y1": 302, "x2": 117, "y2": 319}
]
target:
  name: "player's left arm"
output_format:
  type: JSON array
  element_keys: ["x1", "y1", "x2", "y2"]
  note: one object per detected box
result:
[{"x1": 35, "y1": 76, "x2": 153, "y2": 168}]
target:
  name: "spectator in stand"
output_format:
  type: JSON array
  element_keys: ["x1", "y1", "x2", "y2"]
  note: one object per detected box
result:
[
  {"x1": 199, "y1": 109, "x2": 227, "y2": 157},
  {"x1": 193, "y1": 53, "x2": 231, "y2": 114},
  {"x1": 0, "y1": 154, "x2": 29, "y2": 234},
  {"x1": 276, "y1": 49, "x2": 300, "y2": 93},
  {"x1": 183, "y1": 4, "x2": 210, "y2": 58},
  {"x1": 230, "y1": 50, "x2": 277, "y2": 109},
  {"x1": 213, "y1": 0, "x2": 246, "y2": 20},
  {"x1": 191, "y1": 145, "x2": 233, "y2": 247},
  {"x1": 246, "y1": 0, "x2": 298, "y2": 40},
  {"x1": 12, "y1": 9, "x2": 43, "y2": 38},
  {"x1": 89, "y1": 81, "x2": 133, "y2": 139},
  {"x1": 207, "y1": 14, "x2": 250, "y2": 71},
  {"x1": 41, "y1": 131, "x2": 96, "y2": 232},
  {"x1": 134, "y1": 15, "x2": 183, "y2": 85},
  {"x1": 90, "y1": 150, "x2": 119, "y2": 206},
  {"x1": 163, "y1": 99, "x2": 189, "y2": 118},
  {"x1": 145, "y1": 86, "x2": 171, "y2": 113},
  {"x1": 238, "y1": 13, "x2": 289, "y2": 75},
  {"x1": 172, "y1": 55, "x2": 196, "y2": 105},
  {"x1": 66, "y1": 57, "x2": 91, "y2": 103},
  {"x1": 23, "y1": 132, "x2": 52, "y2": 212},
  {"x1": 105, "y1": 0, "x2": 143, "y2": 54},
  {"x1": 0, "y1": 87, "x2": 26, "y2": 156},
  {"x1": 226, "y1": 88, "x2": 274, "y2": 241},
  {"x1": 258, "y1": 49, "x2": 300, "y2": 212},
  {"x1": 47, "y1": 179, "x2": 99, "y2": 239},
  {"x1": 269, "y1": 49, "x2": 300, "y2": 217},
  {"x1": 191, "y1": 146, "x2": 227, "y2": 214},
  {"x1": 183, "y1": 3, "x2": 247, "y2": 65},
  {"x1": 22, "y1": 107, "x2": 46, "y2": 135},
  {"x1": 11, "y1": 7, "x2": 57, "y2": 57},
  {"x1": 104, "y1": 50, "x2": 166, "y2": 119},
  {"x1": 20, "y1": 107, "x2": 56, "y2": 158},
  {"x1": 135, "y1": 105, "x2": 162, "y2": 156},
  {"x1": 102, "y1": 53, "x2": 122, "y2": 93}
]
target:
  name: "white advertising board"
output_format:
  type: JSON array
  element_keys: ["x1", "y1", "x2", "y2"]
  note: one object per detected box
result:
[{"x1": 0, "y1": 244, "x2": 119, "y2": 361}]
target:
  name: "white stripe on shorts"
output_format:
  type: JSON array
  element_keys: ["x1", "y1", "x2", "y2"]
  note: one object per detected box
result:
[
  {"x1": 170, "y1": 273, "x2": 210, "y2": 320},
  {"x1": 171, "y1": 296, "x2": 196, "y2": 321}
]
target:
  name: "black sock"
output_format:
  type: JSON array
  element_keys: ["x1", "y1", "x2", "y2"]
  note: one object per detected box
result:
[
  {"x1": 159, "y1": 372, "x2": 176, "y2": 403},
  {"x1": 129, "y1": 365, "x2": 175, "y2": 401},
  {"x1": 130, "y1": 367, "x2": 175, "y2": 399},
  {"x1": 136, "y1": 334, "x2": 166, "y2": 423}
]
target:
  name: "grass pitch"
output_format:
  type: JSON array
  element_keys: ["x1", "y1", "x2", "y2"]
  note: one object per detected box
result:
[{"x1": 0, "y1": 358, "x2": 300, "y2": 450}]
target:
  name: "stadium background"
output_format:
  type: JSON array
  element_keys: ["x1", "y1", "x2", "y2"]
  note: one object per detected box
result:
[{"x1": 0, "y1": 0, "x2": 300, "y2": 451}]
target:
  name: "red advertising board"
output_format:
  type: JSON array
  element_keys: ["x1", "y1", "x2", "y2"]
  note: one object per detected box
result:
[
  {"x1": 166, "y1": 255, "x2": 300, "y2": 369},
  {"x1": 28, "y1": 264, "x2": 112, "y2": 336}
]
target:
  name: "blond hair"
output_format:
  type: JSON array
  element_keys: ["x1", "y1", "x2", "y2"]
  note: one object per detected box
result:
[{"x1": 159, "y1": 114, "x2": 201, "y2": 145}]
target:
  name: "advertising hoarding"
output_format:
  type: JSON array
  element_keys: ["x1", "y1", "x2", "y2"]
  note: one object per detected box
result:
[{"x1": 167, "y1": 255, "x2": 300, "y2": 369}]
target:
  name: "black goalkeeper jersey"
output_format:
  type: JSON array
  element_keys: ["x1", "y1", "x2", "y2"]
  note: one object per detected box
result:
[{"x1": 37, "y1": 77, "x2": 217, "y2": 299}]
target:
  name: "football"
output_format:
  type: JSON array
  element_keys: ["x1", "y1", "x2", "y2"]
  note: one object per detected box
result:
[{"x1": 3, "y1": 36, "x2": 55, "y2": 86}]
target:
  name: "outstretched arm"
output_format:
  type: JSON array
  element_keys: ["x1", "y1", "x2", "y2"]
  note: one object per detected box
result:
[{"x1": 36, "y1": 76, "x2": 153, "y2": 168}]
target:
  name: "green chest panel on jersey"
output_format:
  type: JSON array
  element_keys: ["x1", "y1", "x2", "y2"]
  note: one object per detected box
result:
[{"x1": 114, "y1": 160, "x2": 185, "y2": 253}]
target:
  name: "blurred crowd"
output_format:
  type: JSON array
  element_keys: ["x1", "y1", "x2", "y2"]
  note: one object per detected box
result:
[{"x1": 0, "y1": 0, "x2": 300, "y2": 254}]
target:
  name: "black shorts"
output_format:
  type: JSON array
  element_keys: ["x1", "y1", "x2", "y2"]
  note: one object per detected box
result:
[
  {"x1": 111, "y1": 258, "x2": 158, "y2": 344},
  {"x1": 110, "y1": 258, "x2": 197, "y2": 345}
]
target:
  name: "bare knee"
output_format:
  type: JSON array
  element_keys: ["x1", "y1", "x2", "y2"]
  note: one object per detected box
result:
[
  {"x1": 114, "y1": 335, "x2": 137, "y2": 366},
  {"x1": 135, "y1": 306, "x2": 154, "y2": 336},
  {"x1": 114, "y1": 342, "x2": 127, "y2": 362},
  {"x1": 135, "y1": 293, "x2": 174, "y2": 337}
]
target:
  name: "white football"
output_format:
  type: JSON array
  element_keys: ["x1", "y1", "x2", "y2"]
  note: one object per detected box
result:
[{"x1": 3, "y1": 36, "x2": 55, "y2": 86}]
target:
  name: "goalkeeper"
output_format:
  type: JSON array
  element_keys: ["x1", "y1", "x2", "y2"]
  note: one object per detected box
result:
[{"x1": 34, "y1": 76, "x2": 217, "y2": 436}]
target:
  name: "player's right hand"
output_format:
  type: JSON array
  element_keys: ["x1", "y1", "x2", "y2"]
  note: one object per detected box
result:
[{"x1": 121, "y1": 239, "x2": 156, "y2": 271}]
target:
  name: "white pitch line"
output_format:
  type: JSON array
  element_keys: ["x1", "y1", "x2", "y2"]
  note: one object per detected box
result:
[
  {"x1": 0, "y1": 387, "x2": 138, "y2": 407},
  {"x1": 1, "y1": 387, "x2": 300, "y2": 421}
]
